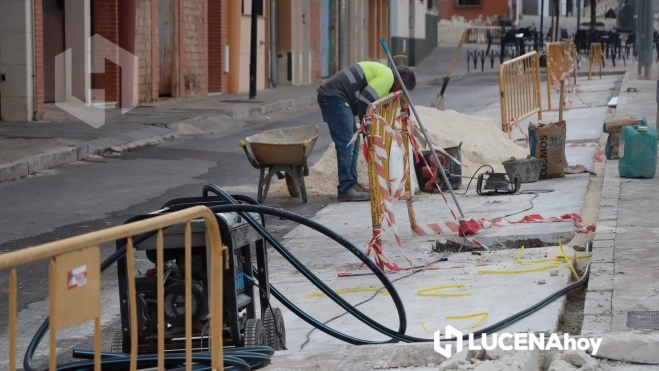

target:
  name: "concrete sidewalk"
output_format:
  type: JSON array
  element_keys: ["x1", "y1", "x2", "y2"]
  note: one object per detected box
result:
[
  {"x1": 581, "y1": 64, "x2": 659, "y2": 354},
  {"x1": 0, "y1": 83, "x2": 323, "y2": 184}
]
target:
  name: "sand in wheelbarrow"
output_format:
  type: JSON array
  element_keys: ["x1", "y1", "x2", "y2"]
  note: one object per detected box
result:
[{"x1": 269, "y1": 107, "x2": 528, "y2": 197}]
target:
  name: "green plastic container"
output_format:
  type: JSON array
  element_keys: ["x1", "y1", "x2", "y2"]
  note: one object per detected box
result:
[{"x1": 618, "y1": 125, "x2": 658, "y2": 179}]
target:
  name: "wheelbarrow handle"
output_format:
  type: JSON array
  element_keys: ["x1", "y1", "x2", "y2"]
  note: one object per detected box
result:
[
  {"x1": 301, "y1": 140, "x2": 310, "y2": 176},
  {"x1": 238, "y1": 140, "x2": 261, "y2": 169}
]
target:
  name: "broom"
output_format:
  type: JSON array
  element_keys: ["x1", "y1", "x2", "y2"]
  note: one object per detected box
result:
[
  {"x1": 379, "y1": 39, "x2": 480, "y2": 237},
  {"x1": 431, "y1": 30, "x2": 467, "y2": 111}
]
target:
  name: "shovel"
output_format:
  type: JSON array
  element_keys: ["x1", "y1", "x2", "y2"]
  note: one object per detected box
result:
[
  {"x1": 431, "y1": 31, "x2": 468, "y2": 111},
  {"x1": 381, "y1": 39, "x2": 480, "y2": 238}
]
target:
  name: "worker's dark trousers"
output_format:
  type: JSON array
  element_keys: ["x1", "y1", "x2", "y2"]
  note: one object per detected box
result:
[{"x1": 317, "y1": 93, "x2": 361, "y2": 194}]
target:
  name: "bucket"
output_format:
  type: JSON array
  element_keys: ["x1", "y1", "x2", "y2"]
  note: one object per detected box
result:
[
  {"x1": 502, "y1": 157, "x2": 545, "y2": 183},
  {"x1": 414, "y1": 143, "x2": 462, "y2": 193}
]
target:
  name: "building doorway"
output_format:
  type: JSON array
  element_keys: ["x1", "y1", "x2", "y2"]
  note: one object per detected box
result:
[
  {"x1": 43, "y1": 0, "x2": 65, "y2": 103},
  {"x1": 158, "y1": 0, "x2": 177, "y2": 97}
]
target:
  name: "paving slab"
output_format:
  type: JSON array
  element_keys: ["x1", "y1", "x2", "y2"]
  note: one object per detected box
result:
[
  {"x1": 582, "y1": 67, "x2": 659, "y2": 337},
  {"x1": 270, "y1": 342, "x2": 446, "y2": 371},
  {"x1": 269, "y1": 239, "x2": 574, "y2": 351}
]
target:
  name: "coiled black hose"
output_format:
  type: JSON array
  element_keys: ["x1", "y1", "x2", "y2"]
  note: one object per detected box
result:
[
  {"x1": 199, "y1": 184, "x2": 593, "y2": 344},
  {"x1": 25, "y1": 184, "x2": 592, "y2": 370},
  {"x1": 68, "y1": 347, "x2": 274, "y2": 371}
]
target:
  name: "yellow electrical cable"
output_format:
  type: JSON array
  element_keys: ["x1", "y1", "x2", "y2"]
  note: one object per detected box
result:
[
  {"x1": 417, "y1": 284, "x2": 472, "y2": 297},
  {"x1": 446, "y1": 312, "x2": 489, "y2": 328},
  {"x1": 559, "y1": 240, "x2": 581, "y2": 280},
  {"x1": 420, "y1": 323, "x2": 432, "y2": 334},
  {"x1": 516, "y1": 245, "x2": 591, "y2": 265},
  {"x1": 478, "y1": 263, "x2": 561, "y2": 275},
  {"x1": 516, "y1": 245, "x2": 558, "y2": 265},
  {"x1": 555, "y1": 254, "x2": 592, "y2": 261}
]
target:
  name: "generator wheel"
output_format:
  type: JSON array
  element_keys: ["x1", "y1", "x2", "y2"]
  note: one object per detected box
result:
[
  {"x1": 244, "y1": 318, "x2": 267, "y2": 347},
  {"x1": 285, "y1": 173, "x2": 301, "y2": 198},
  {"x1": 264, "y1": 307, "x2": 286, "y2": 350},
  {"x1": 110, "y1": 328, "x2": 125, "y2": 354}
]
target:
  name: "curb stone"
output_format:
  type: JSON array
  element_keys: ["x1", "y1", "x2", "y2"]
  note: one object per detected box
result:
[
  {"x1": 0, "y1": 94, "x2": 318, "y2": 185},
  {"x1": 227, "y1": 94, "x2": 318, "y2": 119},
  {"x1": 0, "y1": 144, "x2": 89, "y2": 184}
]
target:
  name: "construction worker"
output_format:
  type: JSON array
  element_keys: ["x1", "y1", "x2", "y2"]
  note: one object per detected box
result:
[{"x1": 317, "y1": 62, "x2": 416, "y2": 202}]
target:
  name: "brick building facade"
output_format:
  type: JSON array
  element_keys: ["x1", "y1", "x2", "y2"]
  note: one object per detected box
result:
[{"x1": 1, "y1": 0, "x2": 434, "y2": 122}]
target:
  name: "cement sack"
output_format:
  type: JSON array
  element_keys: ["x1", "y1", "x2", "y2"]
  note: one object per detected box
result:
[
  {"x1": 605, "y1": 132, "x2": 622, "y2": 159},
  {"x1": 603, "y1": 116, "x2": 647, "y2": 133},
  {"x1": 605, "y1": 144, "x2": 619, "y2": 160},
  {"x1": 607, "y1": 132, "x2": 621, "y2": 147},
  {"x1": 529, "y1": 121, "x2": 567, "y2": 179}
]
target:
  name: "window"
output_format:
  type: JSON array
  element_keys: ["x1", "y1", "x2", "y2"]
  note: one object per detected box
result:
[{"x1": 456, "y1": 0, "x2": 482, "y2": 7}]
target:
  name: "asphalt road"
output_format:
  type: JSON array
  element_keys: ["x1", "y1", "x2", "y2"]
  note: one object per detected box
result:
[{"x1": 0, "y1": 73, "x2": 501, "y2": 368}]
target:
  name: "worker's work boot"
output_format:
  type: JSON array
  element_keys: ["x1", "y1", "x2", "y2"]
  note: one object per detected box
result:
[
  {"x1": 337, "y1": 186, "x2": 370, "y2": 202},
  {"x1": 354, "y1": 183, "x2": 370, "y2": 193}
]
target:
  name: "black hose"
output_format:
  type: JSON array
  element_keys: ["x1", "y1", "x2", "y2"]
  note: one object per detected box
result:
[
  {"x1": 68, "y1": 348, "x2": 274, "y2": 371},
  {"x1": 25, "y1": 183, "x2": 594, "y2": 370},
  {"x1": 200, "y1": 184, "x2": 593, "y2": 343},
  {"x1": 207, "y1": 203, "x2": 593, "y2": 344},
  {"x1": 200, "y1": 184, "x2": 408, "y2": 344}
]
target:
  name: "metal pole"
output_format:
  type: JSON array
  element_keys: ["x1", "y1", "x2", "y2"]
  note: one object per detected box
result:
[
  {"x1": 644, "y1": 0, "x2": 654, "y2": 79},
  {"x1": 338, "y1": 0, "x2": 350, "y2": 69},
  {"x1": 269, "y1": 0, "x2": 278, "y2": 88},
  {"x1": 249, "y1": 0, "x2": 258, "y2": 99},
  {"x1": 540, "y1": 0, "x2": 545, "y2": 50},
  {"x1": 635, "y1": 0, "x2": 641, "y2": 69},
  {"x1": 577, "y1": 0, "x2": 581, "y2": 31},
  {"x1": 379, "y1": 39, "x2": 466, "y2": 219}
]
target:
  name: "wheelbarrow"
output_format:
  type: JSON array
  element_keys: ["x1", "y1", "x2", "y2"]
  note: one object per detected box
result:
[{"x1": 239, "y1": 125, "x2": 319, "y2": 203}]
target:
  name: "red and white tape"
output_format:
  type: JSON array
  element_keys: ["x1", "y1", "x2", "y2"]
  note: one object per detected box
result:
[
  {"x1": 568, "y1": 142, "x2": 604, "y2": 163},
  {"x1": 398, "y1": 113, "x2": 490, "y2": 249},
  {"x1": 481, "y1": 213, "x2": 596, "y2": 234},
  {"x1": 505, "y1": 117, "x2": 530, "y2": 144},
  {"x1": 412, "y1": 212, "x2": 596, "y2": 239},
  {"x1": 351, "y1": 102, "x2": 413, "y2": 271}
]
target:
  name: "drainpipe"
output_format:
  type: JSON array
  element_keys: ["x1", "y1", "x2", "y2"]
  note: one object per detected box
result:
[
  {"x1": 270, "y1": 0, "x2": 278, "y2": 88},
  {"x1": 576, "y1": 0, "x2": 581, "y2": 31},
  {"x1": 338, "y1": 0, "x2": 350, "y2": 69},
  {"x1": 118, "y1": 0, "x2": 136, "y2": 108},
  {"x1": 31, "y1": 0, "x2": 37, "y2": 121}
]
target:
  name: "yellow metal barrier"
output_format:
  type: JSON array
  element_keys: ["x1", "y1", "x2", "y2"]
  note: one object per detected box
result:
[
  {"x1": 364, "y1": 92, "x2": 417, "y2": 268},
  {"x1": 0, "y1": 206, "x2": 224, "y2": 371},
  {"x1": 546, "y1": 42, "x2": 573, "y2": 111},
  {"x1": 589, "y1": 43, "x2": 603, "y2": 80},
  {"x1": 499, "y1": 51, "x2": 543, "y2": 132}
]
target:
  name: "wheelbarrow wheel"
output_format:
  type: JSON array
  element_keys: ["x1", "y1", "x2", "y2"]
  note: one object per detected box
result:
[{"x1": 285, "y1": 173, "x2": 301, "y2": 198}]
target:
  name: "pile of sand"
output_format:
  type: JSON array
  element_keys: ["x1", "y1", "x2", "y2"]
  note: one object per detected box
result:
[
  {"x1": 414, "y1": 106, "x2": 529, "y2": 177},
  {"x1": 270, "y1": 106, "x2": 528, "y2": 197},
  {"x1": 270, "y1": 142, "x2": 370, "y2": 196}
]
